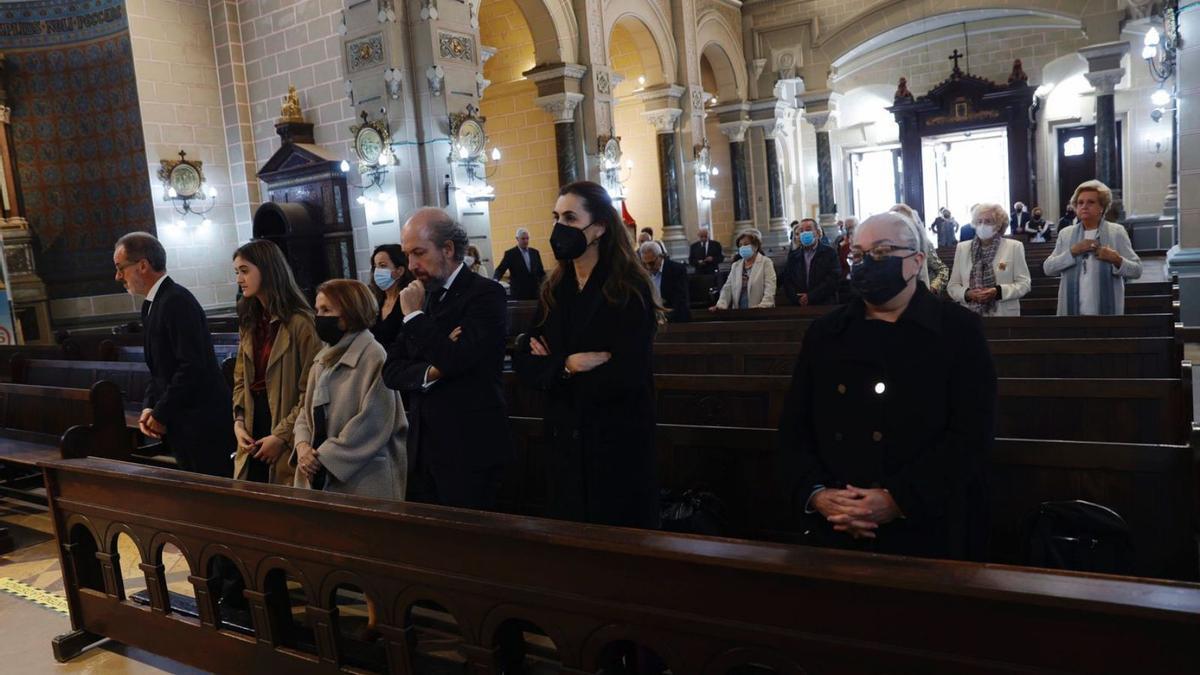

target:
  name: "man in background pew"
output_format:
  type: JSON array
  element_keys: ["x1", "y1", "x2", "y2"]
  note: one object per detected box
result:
[
  {"x1": 689, "y1": 226, "x2": 723, "y2": 274},
  {"x1": 640, "y1": 240, "x2": 691, "y2": 322},
  {"x1": 780, "y1": 212, "x2": 996, "y2": 560},
  {"x1": 114, "y1": 232, "x2": 234, "y2": 476}
]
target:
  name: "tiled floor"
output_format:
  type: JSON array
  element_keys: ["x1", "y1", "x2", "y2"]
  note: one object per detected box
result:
[{"x1": 0, "y1": 499, "x2": 202, "y2": 674}]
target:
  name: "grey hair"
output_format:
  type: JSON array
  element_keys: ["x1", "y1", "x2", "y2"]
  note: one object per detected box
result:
[
  {"x1": 515, "y1": 228, "x2": 529, "y2": 238},
  {"x1": 971, "y1": 202, "x2": 1008, "y2": 232},
  {"x1": 869, "y1": 211, "x2": 928, "y2": 285},
  {"x1": 414, "y1": 208, "x2": 469, "y2": 261},
  {"x1": 639, "y1": 240, "x2": 666, "y2": 258},
  {"x1": 843, "y1": 216, "x2": 858, "y2": 229},
  {"x1": 115, "y1": 232, "x2": 167, "y2": 272}
]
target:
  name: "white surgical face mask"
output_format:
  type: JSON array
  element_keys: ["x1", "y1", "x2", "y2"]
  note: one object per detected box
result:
[
  {"x1": 976, "y1": 225, "x2": 996, "y2": 240},
  {"x1": 464, "y1": 255, "x2": 477, "y2": 267}
]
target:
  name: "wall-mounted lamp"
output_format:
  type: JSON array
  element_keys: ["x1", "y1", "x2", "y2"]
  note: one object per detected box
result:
[
  {"x1": 427, "y1": 65, "x2": 445, "y2": 96},
  {"x1": 384, "y1": 68, "x2": 403, "y2": 100}
]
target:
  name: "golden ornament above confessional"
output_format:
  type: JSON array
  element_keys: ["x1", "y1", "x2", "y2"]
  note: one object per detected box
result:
[{"x1": 278, "y1": 85, "x2": 304, "y2": 124}]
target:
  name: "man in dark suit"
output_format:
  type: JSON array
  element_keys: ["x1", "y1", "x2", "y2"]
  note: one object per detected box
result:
[
  {"x1": 640, "y1": 240, "x2": 691, "y2": 322},
  {"x1": 688, "y1": 227, "x2": 723, "y2": 274},
  {"x1": 113, "y1": 232, "x2": 234, "y2": 476},
  {"x1": 492, "y1": 228, "x2": 545, "y2": 300},
  {"x1": 385, "y1": 208, "x2": 512, "y2": 509},
  {"x1": 781, "y1": 220, "x2": 841, "y2": 306}
]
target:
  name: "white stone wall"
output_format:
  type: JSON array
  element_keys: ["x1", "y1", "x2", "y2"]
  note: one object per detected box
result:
[{"x1": 108, "y1": 0, "x2": 238, "y2": 319}]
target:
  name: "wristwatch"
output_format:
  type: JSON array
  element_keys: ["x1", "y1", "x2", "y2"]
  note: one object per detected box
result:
[{"x1": 561, "y1": 365, "x2": 574, "y2": 379}]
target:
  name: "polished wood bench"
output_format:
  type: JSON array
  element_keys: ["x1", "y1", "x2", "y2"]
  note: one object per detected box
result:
[
  {"x1": 504, "y1": 371, "x2": 1192, "y2": 444},
  {"x1": 501, "y1": 417, "x2": 1200, "y2": 581},
  {"x1": 652, "y1": 337, "x2": 1182, "y2": 379},
  {"x1": 42, "y1": 457, "x2": 1200, "y2": 673}
]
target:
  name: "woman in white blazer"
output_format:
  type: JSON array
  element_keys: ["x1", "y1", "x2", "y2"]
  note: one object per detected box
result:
[
  {"x1": 947, "y1": 202, "x2": 1032, "y2": 316},
  {"x1": 712, "y1": 228, "x2": 776, "y2": 310}
]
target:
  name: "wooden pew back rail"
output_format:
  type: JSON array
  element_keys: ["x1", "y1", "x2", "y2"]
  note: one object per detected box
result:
[{"x1": 43, "y1": 458, "x2": 1200, "y2": 675}]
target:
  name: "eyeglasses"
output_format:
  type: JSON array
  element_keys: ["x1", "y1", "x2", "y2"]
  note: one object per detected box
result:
[
  {"x1": 114, "y1": 260, "x2": 141, "y2": 274},
  {"x1": 846, "y1": 245, "x2": 917, "y2": 264}
]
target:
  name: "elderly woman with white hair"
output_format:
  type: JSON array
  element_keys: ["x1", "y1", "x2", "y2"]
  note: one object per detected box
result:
[
  {"x1": 889, "y1": 203, "x2": 949, "y2": 296},
  {"x1": 1043, "y1": 180, "x2": 1142, "y2": 315},
  {"x1": 711, "y1": 228, "x2": 776, "y2": 310},
  {"x1": 781, "y1": 211, "x2": 996, "y2": 560},
  {"x1": 947, "y1": 202, "x2": 1031, "y2": 316}
]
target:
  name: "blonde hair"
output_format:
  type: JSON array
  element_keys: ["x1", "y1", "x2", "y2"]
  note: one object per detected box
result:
[
  {"x1": 1070, "y1": 180, "x2": 1112, "y2": 213},
  {"x1": 315, "y1": 279, "x2": 378, "y2": 333}
]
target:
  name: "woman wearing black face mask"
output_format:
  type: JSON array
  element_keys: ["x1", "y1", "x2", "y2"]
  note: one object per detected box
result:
[
  {"x1": 779, "y1": 212, "x2": 996, "y2": 561},
  {"x1": 513, "y1": 181, "x2": 665, "y2": 528},
  {"x1": 293, "y1": 279, "x2": 407, "y2": 501}
]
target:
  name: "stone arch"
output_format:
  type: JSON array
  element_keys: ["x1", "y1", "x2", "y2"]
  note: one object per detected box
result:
[
  {"x1": 605, "y1": 0, "x2": 678, "y2": 85},
  {"x1": 816, "y1": 0, "x2": 1093, "y2": 65},
  {"x1": 509, "y1": 0, "x2": 577, "y2": 65},
  {"x1": 697, "y1": 10, "x2": 746, "y2": 102}
]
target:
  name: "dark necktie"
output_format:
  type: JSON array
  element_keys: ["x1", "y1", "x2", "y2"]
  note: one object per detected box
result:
[{"x1": 141, "y1": 300, "x2": 151, "y2": 322}]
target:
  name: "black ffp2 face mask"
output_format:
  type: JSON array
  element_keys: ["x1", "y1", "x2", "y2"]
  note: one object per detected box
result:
[
  {"x1": 550, "y1": 222, "x2": 595, "y2": 261},
  {"x1": 850, "y1": 255, "x2": 913, "y2": 305},
  {"x1": 314, "y1": 315, "x2": 346, "y2": 345}
]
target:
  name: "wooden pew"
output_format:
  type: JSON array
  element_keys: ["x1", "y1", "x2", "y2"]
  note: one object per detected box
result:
[
  {"x1": 0, "y1": 345, "x2": 78, "y2": 380},
  {"x1": 42, "y1": 457, "x2": 1200, "y2": 673},
  {"x1": 503, "y1": 372, "x2": 1191, "y2": 444},
  {"x1": 0, "y1": 381, "x2": 152, "y2": 510},
  {"x1": 10, "y1": 357, "x2": 152, "y2": 410},
  {"x1": 1021, "y1": 294, "x2": 1176, "y2": 317},
  {"x1": 653, "y1": 337, "x2": 1182, "y2": 379},
  {"x1": 501, "y1": 417, "x2": 1200, "y2": 581},
  {"x1": 656, "y1": 313, "x2": 1177, "y2": 343}
]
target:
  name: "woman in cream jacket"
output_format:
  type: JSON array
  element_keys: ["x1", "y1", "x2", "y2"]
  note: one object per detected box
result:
[
  {"x1": 947, "y1": 202, "x2": 1032, "y2": 317},
  {"x1": 711, "y1": 228, "x2": 777, "y2": 310}
]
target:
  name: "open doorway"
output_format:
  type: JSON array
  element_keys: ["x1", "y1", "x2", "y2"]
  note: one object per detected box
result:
[
  {"x1": 922, "y1": 128, "x2": 1010, "y2": 227},
  {"x1": 1056, "y1": 123, "x2": 1122, "y2": 221},
  {"x1": 850, "y1": 147, "x2": 902, "y2": 219}
]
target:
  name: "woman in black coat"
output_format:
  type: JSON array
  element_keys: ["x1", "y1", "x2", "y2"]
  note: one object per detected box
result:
[{"x1": 513, "y1": 181, "x2": 664, "y2": 528}]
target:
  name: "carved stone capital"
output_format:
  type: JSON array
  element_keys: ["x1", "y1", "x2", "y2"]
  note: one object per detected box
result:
[
  {"x1": 523, "y1": 62, "x2": 588, "y2": 85},
  {"x1": 1084, "y1": 68, "x2": 1125, "y2": 95},
  {"x1": 643, "y1": 108, "x2": 683, "y2": 134},
  {"x1": 638, "y1": 84, "x2": 687, "y2": 107},
  {"x1": 535, "y1": 92, "x2": 585, "y2": 123},
  {"x1": 719, "y1": 121, "x2": 750, "y2": 143},
  {"x1": 804, "y1": 111, "x2": 832, "y2": 130}
]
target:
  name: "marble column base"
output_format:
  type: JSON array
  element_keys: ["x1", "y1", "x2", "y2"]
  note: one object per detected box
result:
[
  {"x1": 1163, "y1": 183, "x2": 1178, "y2": 219},
  {"x1": 662, "y1": 225, "x2": 688, "y2": 259},
  {"x1": 768, "y1": 218, "x2": 790, "y2": 248}
]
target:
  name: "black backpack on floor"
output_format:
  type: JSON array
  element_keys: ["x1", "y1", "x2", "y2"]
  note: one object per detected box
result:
[{"x1": 1023, "y1": 499, "x2": 1134, "y2": 575}]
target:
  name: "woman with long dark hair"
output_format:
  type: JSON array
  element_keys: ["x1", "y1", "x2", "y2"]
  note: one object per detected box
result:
[
  {"x1": 231, "y1": 240, "x2": 321, "y2": 485},
  {"x1": 369, "y1": 244, "x2": 415, "y2": 346},
  {"x1": 513, "y1": 181, "x2": 664, "y2": 528}
]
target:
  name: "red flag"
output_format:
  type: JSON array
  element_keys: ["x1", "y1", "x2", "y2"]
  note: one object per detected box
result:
[{"x1": 622, "y1": 201, "x2": 636, "y2": 226}]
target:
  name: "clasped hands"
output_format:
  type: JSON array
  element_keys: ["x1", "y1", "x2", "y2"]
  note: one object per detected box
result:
[
  {"x1": 233, "y1": 420, "x2": 287, "y2": 463},
  {"x1": 527, "y1": 336, "x2": 611, "y2": 375},
  {"x1": 812, "y1": 484, "x2": 902, "y2": 539},
  {"x1": 1070, "y1": 239, "x2": 1122, "y2": 266},
  {"x1": 965, "y1": 287, "x2": 999, "y2": 303},
  {"x1": 295, "y1": 441, "x2": 322, "y2": 481}
]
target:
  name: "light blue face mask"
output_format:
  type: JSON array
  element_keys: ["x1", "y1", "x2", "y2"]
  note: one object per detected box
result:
[
  {"x1": 799, "y1": 231, "x2": 816, "y2": 247},
  {"x1": 373, "y1": 268, "x2": 396, "y2": 291},
  {"x1": 738, "y1": 245, "x2": 755, "y2": 259}
]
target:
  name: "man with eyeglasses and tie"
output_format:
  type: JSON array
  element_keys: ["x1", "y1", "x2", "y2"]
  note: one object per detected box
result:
[
  {"x1": 113, "y1": 232, "x2": 234, "y2": 476},
  {"x1": 780, "y1": 212, "x2": 996, "y2": 561}
]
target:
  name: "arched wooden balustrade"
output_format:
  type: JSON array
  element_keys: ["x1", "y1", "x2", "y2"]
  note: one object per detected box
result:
[{"x1": 43, "y1": 458, "x2": 1200, "y2": 674}]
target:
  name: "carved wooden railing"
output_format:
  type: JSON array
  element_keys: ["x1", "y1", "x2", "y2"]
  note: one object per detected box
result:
[{"x1": 44, "y1": 458, "x2": 1200, "y2": 674}]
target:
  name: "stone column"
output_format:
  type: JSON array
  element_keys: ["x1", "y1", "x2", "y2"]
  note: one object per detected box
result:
[
  {"x1": 525, "y1": 63, "x2": 587, "y2": 188},
  {"x1": 1169, "y1": 3, "x2": 1200, "y2": 324},
  {"x1": 805, "y1": 110, "x2": 837, "y2": 226},
  {"x1": 765, "y1": 134, "x2": 783, "y2": 221},
  {"x1": 641, "y1": 86, "x2": 687, "y2": 254},
  {"x1": 571, "y1": 0, "x2": 616, "y2": 184},
  {"x1": 718, "y1": 118, "x2": 753, "y2": 235},
  {"x1": 644, "y1": 106, "x2": 685, "y2": 246},
  {"x1": 1080, "y1": 42, "x2": 1130, "y2": 220}
]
